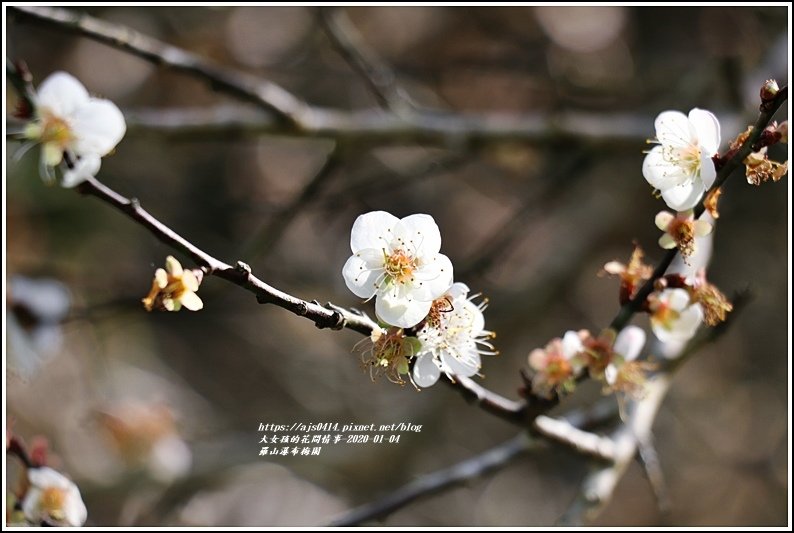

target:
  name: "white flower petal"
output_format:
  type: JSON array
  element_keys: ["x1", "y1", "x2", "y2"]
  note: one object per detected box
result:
[
  {"x1": 393, "y1": 213, "x2": 442, "y2": 256},
  {"x1": 660, "y1": 180, "x2": 704, "y2": 211},
  {"x1": 147, "y1": 435, "x2": 192, "y2": 483},
  {"x1": 663, "y1": 288, "x2": 691, "y2": 311},
  {"x1": 36, "y1": 72, "x2": 89, "y2": 118},
  {"x1": 465, "y1": 299, "x2": 486, "y2": 334},
  {"x1": 179, "y1": 291, "x2": 203, "y2": 311},
  {"x1": 412, "y1": 353, "x2": 441, "y2": 387},
  {"x1": 654, "y1": 211, "x2": 675, "y2": 230},
  {"x1": 350, "y1": 211, "x2": 399, "y2": 253},
  {"x1": 654, "y1": 110, "x2": 694, "y2": 148},
  {"x1": 658, "y1": 234, "x2": 677, "y2": 249},
  {"x1": 652, "y1": 302, "x2": 703, "y2": 344},
  {"x1": 446, "y1": 282, "x2": 470, "y2": 301},
  {"x1": 70, "y1": 99, "x2": 127, "y2": 156},
  {"x1": 694, "y1": 219, "x2": 713, "y2": 237},
  {"x1": 165, "y1": 256, "x2": 183, "y2": 277},
  {"x1": 342, "y1": 253, "x2": 383, "y2": 299},
  {"x1": 699, "y1": 150, "x2": 717, "y2": 189},
  {"x1": 61, "y1": 153, "x2": 101, "y2": 188},
  {"x1": 441, "y1": 347, "x2": 480, "y2": 377},
  {"x1": 410, "y1": 253, "x2": 454, "y2": 301},
  {"x1": 613, "y1": 325, "x2": 646, "y2": 362},
  {"x1": 376, "y1": 293, "x2": 431, "y2": 328},
  {"x1": 561, "y1": 330, "x2": 584, "y2": 359},
  {"x1": 642, "y1": 146, "x2": 690, "y2": 190},
  {"x1": 688, "y1": 108, "x2": 721, "y2": 155}
]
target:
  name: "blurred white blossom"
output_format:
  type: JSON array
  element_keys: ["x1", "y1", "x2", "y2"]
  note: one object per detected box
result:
[
  {"x1": 22, "y1": 467, "x2": 87, "y2": 526},
  {"x1": 24, "y1": 71, "x2": 125, "y2": 187},
  {"x1": 604, "y1": 325, "x2": 647, "y2": 394},
  {"x1": 528, "y1": 330, "x2": 585, "y2": 398},
  {"x1": 649, "y1": 288, "x2": 704, "y2": 344}
]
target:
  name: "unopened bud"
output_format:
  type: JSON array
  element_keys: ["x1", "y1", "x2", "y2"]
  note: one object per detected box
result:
[{"x1": 761, "y1": 79, "x2": 780, "y2": 101}]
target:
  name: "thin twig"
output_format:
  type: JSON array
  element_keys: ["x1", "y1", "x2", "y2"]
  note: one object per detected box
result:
[
  {"x1": 317, "y1": 7, "x2": 415, "y2": 113},
  {"x1": 238, "y1": 146, "x2": 343, "y2": 264},
  {"x1": 534, "y1": 415, "x2": 616, "y2": 461},
  {"x1": 635, "y1": 435, "x2": 671, "y2": 517},
  {"x1": 458, "y1": 149, "x2": 592, "y2": 278},
  {"x1": 329, "y1": 433, "x2": 532, "y2": 526},
  {"x1": 8, "y1": 5, "x2": 311, "y2": 129},
  {"x1": 558, "y1": 375, "x2": 673, "y2": 526},
  {"x1": 74, "y1": 175, "x2": 377, "y2": 336}
]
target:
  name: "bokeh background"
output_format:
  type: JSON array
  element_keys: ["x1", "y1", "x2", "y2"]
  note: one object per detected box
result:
[{"x1": 4, "y1": 6, "x2": 789, "y2": 526}]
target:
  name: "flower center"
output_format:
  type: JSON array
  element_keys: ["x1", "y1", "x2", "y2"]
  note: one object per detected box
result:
[
  {"x1": 545, "y1": 354, "x2": 572, "y2": 384},
  {"x1": 39, "y1": 487, "x2": 67, "y2": 521},
  {"x1": 38, "y1": 111, "x2": 75, "y2": 149},
  {"x1": 653, "y1": 303, "x2": 681, "y2": 330},
  {"x1": 384, "y1": 248, "x2": 416, "y2": 284},
  {"x1": 664, "y1": 143, "x2": 702, "y2": 175},
  {"x1": 669, "y1": 218, "x2": 696, "y2": 257}
]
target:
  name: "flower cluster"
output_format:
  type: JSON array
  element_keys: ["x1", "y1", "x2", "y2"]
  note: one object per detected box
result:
[
  {"x1": 22, "y1": 71, "x2": 126, "y2": 188},
  {"x1": 527, "y1": 326, "x2": 649, "y2": 399},
  {"x1": 343, "y1": 212, "x2": 495, "y2": 388}
]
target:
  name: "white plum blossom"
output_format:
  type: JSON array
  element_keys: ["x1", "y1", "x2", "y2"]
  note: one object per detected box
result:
[
  {"x1": 649, "y1": 288, "x2": 704, "y2": 344},
  {"x1": 643, "y1": 108, "x2": 721, "y2": 211},
  {"x1": 24, "y1": 71, "x2": 126, "y2": 187},
  {"x1": 655, "y1": 209, "x2": 713, "y2": 259},
  {"x1": 412, "y1": 283, "x2": 496, "y2": 388},
  {"x1": 604, "y1": 325, "x2": 646, "y2": 387},
  {"x1": 528, "y1": 330, "x2": 585, "y2": 398},
  {"x1": 343, "y1": 211, "x2": 453, "y2": 328},
  {"x1": 21, "y1": 467, "x2": 87, "y2": 526}
]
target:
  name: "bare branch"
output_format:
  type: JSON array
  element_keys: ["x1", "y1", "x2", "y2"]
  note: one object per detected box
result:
[
  {"x1": 74, "y1": 176, "x2": 378, "y2": 336},
  {"x1": 329, "y1": 433, "x2": 532, "y2": 526},
  {"x1": 121, "y1": 105, "x2": 661, "y2": 147},
  {"x1": 317, "y1": 7, "x2": 416, "y2": 113},
  {"x1": 636, "y1": 435, "x2": 671, "y2": 517},
  {"x1": 558, "y1": 375, "x2": 673, "y2": 526},
  {"x1": 238, "y1": 146, "x2": 343, "y2": 264},
  {"x1": 8, "y1": 5, "x2": 311, "y2": 129},
  {"x1": 534, "y1": 415, "x2": 616, "y2": 462}
]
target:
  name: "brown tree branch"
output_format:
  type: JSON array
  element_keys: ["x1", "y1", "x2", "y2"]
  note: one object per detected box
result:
[
  {"x1": 74, "y1": 175, "x2": 378, "y2": 336},
  {"x1": 329, "y1": 433, "x2": 532, "y2": 526},
  {"x1": 121, "y1": 105, "x2": 664, "y2": 147},
  {"x1": 8, "y1": 5, "x2": 311, "y2": 129},
  {"x1": 317, "y1": 7, "x2": 416, "y2": 113}
]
